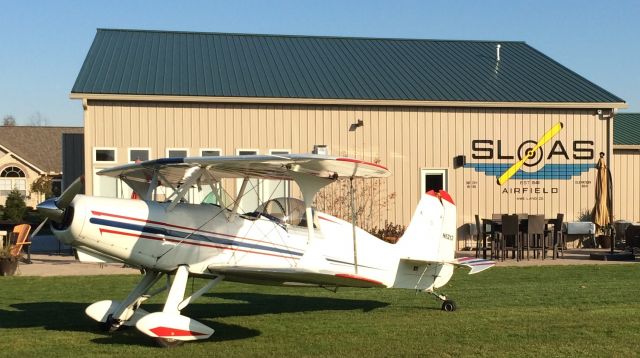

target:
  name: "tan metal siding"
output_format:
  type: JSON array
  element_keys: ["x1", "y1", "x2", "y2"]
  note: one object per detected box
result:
[
  {"x1": 613, "y1": 149, "x2": 640, "y2": 222},
  {"x1": 85, "y1": 100, "x2": 611, "y2": 247}
]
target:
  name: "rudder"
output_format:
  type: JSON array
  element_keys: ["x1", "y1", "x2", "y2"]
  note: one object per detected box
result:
[{"x1": 396, "y1": 190, "x2": 457, "y2": 262}]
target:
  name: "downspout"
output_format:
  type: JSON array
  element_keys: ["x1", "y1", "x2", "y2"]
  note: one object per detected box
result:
[{"x1": 608, "y1": 109, "x2": 616, "y2": 254}]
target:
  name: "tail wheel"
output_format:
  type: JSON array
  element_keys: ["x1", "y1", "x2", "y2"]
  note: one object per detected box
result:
[
  {"x1": 155, "y1": 337, "x2": 184, "y2": 348},
  {"x1": 441, "y1": 300, "x2": 457, "y2": 312}
]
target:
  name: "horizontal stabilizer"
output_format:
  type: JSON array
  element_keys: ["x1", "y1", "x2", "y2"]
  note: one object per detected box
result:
[{"x1": 450, "y1": 257, "x2": 495, "y2": 274}]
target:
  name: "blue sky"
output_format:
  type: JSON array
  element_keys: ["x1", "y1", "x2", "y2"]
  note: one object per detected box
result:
[{"x1": 1, "y1": 0, "x2": 638, "y2": 126}]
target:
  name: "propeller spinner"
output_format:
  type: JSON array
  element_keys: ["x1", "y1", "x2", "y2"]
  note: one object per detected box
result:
[{"x1": 36, "y1": 176, "x2": 83, "y2": 224}]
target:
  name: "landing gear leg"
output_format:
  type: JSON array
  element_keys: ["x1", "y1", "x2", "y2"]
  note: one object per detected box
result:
[
  {"x1": 134, "y1": 266, "x2": 223, "y2": 347},
  {"x1": 89, "y1": 269, "x2": 164, "y2": 332},
  {"x1": 426, "y1": 289, "x2": 457, "y2": 312}
]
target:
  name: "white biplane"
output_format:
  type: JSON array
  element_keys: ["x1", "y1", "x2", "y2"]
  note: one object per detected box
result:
[{"x1": 37, "y1": 154, "x2": 494, "y2": 347}]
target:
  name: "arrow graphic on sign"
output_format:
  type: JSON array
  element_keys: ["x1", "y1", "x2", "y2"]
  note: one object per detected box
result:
[{"x1": 497, "y1": 122, "x2": 564, "y2": 185}]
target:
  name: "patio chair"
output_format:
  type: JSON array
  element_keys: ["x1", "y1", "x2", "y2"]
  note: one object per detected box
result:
[
  {"x1": 550, "y1": 213, "x2": 565, "y2": 259},
  {"x1": 500, "y1": 214, "x2": 520, "y2": 261},
  {"x1": 525, "y1": 215, "x2": 546, "y2": 259},
  {"x1": 474, "y1": 215, "x2": 493, "y2": 259},
  {"x1": 9, "y1": 224, "x2": 32, "y2": 257}
]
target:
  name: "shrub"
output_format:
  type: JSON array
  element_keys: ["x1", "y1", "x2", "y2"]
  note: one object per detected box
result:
[
  {"x1": 313, "y1": 158, "x2": 396, "y2": 232},
  {"x1": 369, "y1": 221, "x2": 406, "y2": 244},
  {"x1": 3, "y1": 188, "x2": 27, "y2": 222},
  {"x1": 30, "y1": 175, "x2": 53, "y2": 201},
  {"x1": 577, "y1": 208, "x2": 593, "y2": 222}
]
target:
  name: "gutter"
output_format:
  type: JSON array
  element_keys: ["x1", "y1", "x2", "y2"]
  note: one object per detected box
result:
[{"x1": 70, "y1": 93, "x2": 628, "y2": 110}]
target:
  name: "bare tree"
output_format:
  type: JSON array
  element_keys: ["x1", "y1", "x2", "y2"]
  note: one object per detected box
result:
[
  {"x1": 2, "y1": 115, "x2": 16, "y2": 126},
  {"x1": 29, "y1": 112, "x2": 49, "y2": 126}
]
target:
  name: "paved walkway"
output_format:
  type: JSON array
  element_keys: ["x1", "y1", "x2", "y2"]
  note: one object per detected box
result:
[
  {"x1": 12, "y1": 249, "x2": 638, "y2": 277},
  {"x1": 459, "y1": 248, "x2": 638, "y2": 267},
  {"x1": 16, "y1": 254, "x2": 140, "y2": 277}
]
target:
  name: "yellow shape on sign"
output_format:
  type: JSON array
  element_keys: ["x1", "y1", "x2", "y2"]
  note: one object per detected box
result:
[{"x1": 497, "y1": 122, "x2": 564, "y2": 185}]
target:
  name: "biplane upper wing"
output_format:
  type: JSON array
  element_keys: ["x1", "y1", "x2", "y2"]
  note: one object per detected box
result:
[{"x1": 97, "y1": 154, "x2": 390, "y2": 187}]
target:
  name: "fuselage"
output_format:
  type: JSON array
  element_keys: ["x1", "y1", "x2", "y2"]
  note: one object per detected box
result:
[{"x1": 55, "y1": 195, "x2": 402, "y2": 287}]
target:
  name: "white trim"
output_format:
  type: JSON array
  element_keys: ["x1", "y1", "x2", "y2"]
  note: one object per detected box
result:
[
  {"x1": 128, "y1": 147, "x2": 151, "y2": 163},
  {"x1": 420, "y1": 168, "x2": 448, "y2": 194},
  {"x1": 70, "y1": 93, "x2": 628, "y2": 110},
  {"x1": 236, "y1": 149, "x2": 259, "y2": 155},
  {"x1": 93, "y1": 147, "x2": 118, "y2": 164},
  {"x1": 199, "y1": 148, "x2": 222, "y2": 157},
  {"x1": 166, "y1": 148, "x2": 190, "y2": 158}
]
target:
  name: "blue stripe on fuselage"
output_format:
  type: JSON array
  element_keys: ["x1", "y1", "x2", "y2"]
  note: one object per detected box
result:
[{"x1": 89, "y1": 217, "x2": 303, "y2": 257}]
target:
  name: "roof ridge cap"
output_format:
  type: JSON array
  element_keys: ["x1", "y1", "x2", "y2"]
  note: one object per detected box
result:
[{"x1": 96, "y1": 28, "x2": 527, "y2": 44}]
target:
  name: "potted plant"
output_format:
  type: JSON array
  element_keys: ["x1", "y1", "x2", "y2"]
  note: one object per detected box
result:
[
  {"x1": 0, "y1": 234, "x2": 18, "y2": 276},
  {"x1": 596, "y1": 225, "x2": 612, "y2": 249}
]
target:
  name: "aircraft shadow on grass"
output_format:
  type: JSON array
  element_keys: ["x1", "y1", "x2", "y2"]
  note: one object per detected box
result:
[{"x1": 0, "y1": 292, "x2": 388, "y2": 345}]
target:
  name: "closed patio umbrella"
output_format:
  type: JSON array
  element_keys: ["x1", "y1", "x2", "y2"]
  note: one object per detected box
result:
[{"x1": 593, "y1": 153, "x2": 614, "y2": 251}]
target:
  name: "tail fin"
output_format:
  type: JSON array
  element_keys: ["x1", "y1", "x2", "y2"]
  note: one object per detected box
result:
[{"x1": 397, "y1": 190, "x2": 457, "y2": 262}]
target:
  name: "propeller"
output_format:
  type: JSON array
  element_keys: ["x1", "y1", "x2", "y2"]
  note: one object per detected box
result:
[
  {"x1": 497, "y1": 122, "x2": 563, "y2": 185},
  {"x1": 36, "y1": 176, "x2": 84, "y2": 225}
]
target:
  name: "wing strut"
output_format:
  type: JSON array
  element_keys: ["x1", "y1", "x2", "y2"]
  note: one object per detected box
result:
[
  {"x1": 228, "y1": 178, "x2": 249, "y2": 222},
  {"x1": 167, "y1": 167, "x2": 204, "y2": 211},
  {"x1": 289, "y1": 172, "x2": 334, "y2": 244},
  {"x1": 349, "y1": 177, "x2": 359, "y2": 274}
]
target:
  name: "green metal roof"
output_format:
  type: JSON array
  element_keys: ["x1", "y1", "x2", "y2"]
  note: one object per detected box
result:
[
  {"x1": 614, "y1": 113, "x2": 640, "y2": 145},
  {"x1": 72, "y1": 29, "x2": 624, "y2": 104}
]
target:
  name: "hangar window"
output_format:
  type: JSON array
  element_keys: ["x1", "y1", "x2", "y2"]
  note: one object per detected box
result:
[
  {"x1": 167, "y1": 148, "x2": 188, "y2": 158},
  {"x1": 266, "y1": 149, "x2": 291, "y2": 200},
  {"x1": 0, "y1": 166, "x2": 27, "y2": 196},
  {"x1": 200, "y1": 148, "x2": 221, "y2": 157},
  {"x1": 94, "y1": 148, "x2": 116, "y2": 163},
  {"x1": 128, "y1": 148, "x2": 150, "y2": 163}
]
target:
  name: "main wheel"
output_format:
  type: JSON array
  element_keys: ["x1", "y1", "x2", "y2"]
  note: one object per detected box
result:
[
  {"x1": 441, "y1": 300, "x2": 457, "y2": 312},
  {"x1": 155, "y1": 337, "x2": 185, "y2": 348}
]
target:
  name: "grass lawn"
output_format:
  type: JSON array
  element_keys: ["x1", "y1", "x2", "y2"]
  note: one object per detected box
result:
[{"x1": 1, "y1": 265, "x2": 639, "y2": 357}]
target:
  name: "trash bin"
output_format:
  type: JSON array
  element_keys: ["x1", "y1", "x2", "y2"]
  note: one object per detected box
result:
[
  {"x1": 614, "y1": 220, "x2": 632, "y2": 246},
  {"x1": 625, "y1": 224, "x2": 640, "y2": 249}
]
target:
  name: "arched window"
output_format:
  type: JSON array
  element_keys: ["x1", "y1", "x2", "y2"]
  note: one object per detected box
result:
[
  {"x1": 0, "y1": 166, "x2": 27, "y2": 196},
  {"x1": 1, "y1": 166, "x2": 25, "y2": 178}
]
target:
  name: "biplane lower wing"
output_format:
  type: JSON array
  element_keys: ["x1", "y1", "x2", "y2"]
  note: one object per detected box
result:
[{"x1": 208, "y1": 266, "x2": 387, "y2": 288}]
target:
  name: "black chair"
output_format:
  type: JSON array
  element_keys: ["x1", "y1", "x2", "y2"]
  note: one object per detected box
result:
[
  {"x1": 550, "y1": 213, "x2": 565, "y2": 259},
  {"x1": 500, "y1": 214, "x2": 520, "y2": 261},
  {"x1": 525, "y1": 215, "x2": 546, "y2": 259},
  {"x1": 474, "y1": 215, "x2": 492, "y2": 259}
]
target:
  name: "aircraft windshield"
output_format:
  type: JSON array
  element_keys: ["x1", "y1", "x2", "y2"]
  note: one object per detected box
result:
[
  {"x1": 255, "y1": 197, "x2": 313, "y2": 227},
  {"x1": 201, "y1": 191, "x2": 220, "y2": 205}
]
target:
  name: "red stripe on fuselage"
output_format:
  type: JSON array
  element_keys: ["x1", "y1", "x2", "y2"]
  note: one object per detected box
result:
[
  {"x1": 318, "y1": 215, "x2": 339, "y2": 224},
  {"x1": 91, "y1": 210, "x2": 300, "y2": 251},
  {"x1": 335, "y1": 273, "x2": 384, "y2": 286},
  {"x1": 98, "y1": 228, "x2": 299, "y2": 260}
]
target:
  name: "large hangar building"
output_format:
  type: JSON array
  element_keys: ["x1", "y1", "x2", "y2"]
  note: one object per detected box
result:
[{"x1": 70, "y1": 29, "x2": 628, "y2": 247}]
